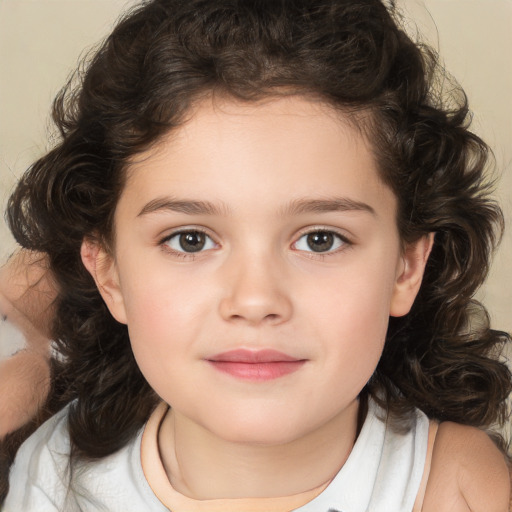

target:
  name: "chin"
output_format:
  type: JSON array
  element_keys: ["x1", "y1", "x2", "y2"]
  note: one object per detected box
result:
[{"x1": 209, "y1": 415, "x2": 311, "y2": 447}]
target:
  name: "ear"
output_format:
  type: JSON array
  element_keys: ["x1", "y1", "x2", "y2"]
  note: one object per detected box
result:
[
  {"x1": 80, "y1": 239, "x2": 127, "y2": 324},
  {"x1": 390, "y1": 233, "x2": 434, "y2": 317}
]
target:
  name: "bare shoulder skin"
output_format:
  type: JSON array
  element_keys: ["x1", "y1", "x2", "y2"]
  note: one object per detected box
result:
[
  {"x1": 0, "y1": 250, "x2": 54, "y2": 436},
  {"x1": 423, "y1": 422, "x2": 510, "y2": 512}
]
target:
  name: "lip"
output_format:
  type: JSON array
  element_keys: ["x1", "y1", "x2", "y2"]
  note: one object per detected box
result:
[
  {"x1": 206, "y1": 349, "x2": 306, "y2": 381},
  {"x1": 209, "y1": 349, "x2": 301, "y2": 363}
]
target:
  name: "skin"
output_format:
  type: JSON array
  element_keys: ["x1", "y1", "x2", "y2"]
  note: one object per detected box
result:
[
  {"x1": 423, "y1": 422, "x2": 510, "y2": 512},
  {"x1": 81, "y1": 95, "x2": 509, "y2": 509},
  {"x1": 0, "y1": 251, "x2": 53, "y2": 436}
]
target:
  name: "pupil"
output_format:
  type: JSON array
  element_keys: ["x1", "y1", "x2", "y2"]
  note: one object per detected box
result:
[
  {"x1": 307, "y1": 232, "x2": 334, "y2": 252},
  {"x1": 180, "y1": 232, "x2": 205, "y2": 252}
]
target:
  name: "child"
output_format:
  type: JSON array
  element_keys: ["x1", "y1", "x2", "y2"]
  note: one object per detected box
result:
[{"x1": 1, "y1": 0, "x2": 511, "y2": 510}]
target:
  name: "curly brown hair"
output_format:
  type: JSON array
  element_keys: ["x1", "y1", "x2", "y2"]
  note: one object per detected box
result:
[{"x1": 1, "y1": 0, "x2": 510, "y2": 501}]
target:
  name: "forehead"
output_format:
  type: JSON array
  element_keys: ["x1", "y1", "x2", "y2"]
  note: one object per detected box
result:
[{"x1": 121, "y1": 95, "x2": 395, "y2": 218}]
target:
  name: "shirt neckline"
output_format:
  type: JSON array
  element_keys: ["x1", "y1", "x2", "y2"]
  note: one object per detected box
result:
[
  {"x1": 139, "y1": 398, "x2": 427, "y2": 512},
  {"x1": 140, "y1": 402, "x2": 333, "y2": 512}
]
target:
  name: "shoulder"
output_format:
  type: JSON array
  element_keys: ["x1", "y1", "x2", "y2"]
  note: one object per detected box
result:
[
  {"x1": 423, "y1": 421, "x2": 510, "y2": 512},
  {"x1": 4, "y1": 406, "x2": 164, "y2": 511},
  {"x1": 13, "y1": 405, "x2": 71, "y2": 471},
  {"x1": 4, "y1": 406, "x2": 72, "y2": 510}
]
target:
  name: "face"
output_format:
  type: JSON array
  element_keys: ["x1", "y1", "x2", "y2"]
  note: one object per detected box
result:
[{"x1": 85, "y1": 96, "x2": 430, "y2": 446}]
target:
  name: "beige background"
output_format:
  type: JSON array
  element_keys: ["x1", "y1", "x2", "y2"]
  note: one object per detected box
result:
[{"x1": 1, "y1": 1, "x2": 511, "y2": 345}]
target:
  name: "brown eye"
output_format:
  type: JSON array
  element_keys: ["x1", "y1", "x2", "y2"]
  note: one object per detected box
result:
[
  {"x1": 163, "y1": 230, "x2": 216, "y2": 253},
  {"x1": 179, "y1": 232, "x2": 206, "y2": 252},
  {"x1": 294, "y1": 230, "x2": 347, "y2": 254},
  {"x1": 306, "y1": 232, "x2": 335, "y2": 252}
]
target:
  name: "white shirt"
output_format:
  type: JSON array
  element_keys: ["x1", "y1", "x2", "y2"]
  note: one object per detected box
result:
[{"x1": 4, "y1": 398, "x2": 429, "y2": 511}]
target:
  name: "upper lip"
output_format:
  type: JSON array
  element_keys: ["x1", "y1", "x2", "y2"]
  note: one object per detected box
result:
[{"x1": 207, "y1": 349, "x2": 303, "y2": 363}]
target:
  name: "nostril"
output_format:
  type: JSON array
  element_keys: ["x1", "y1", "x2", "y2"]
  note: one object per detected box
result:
[
  {"x1": 218, "y1": 291, "x2": 293, "y2": 325},
  {"x1": 229, "y1": 313, "x2": 280, "y2": 323}
]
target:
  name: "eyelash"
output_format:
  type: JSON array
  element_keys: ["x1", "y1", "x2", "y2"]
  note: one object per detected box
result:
[
  {"x1": 292, "y1": 228, "x2": 352, "y2": 259},
  {"x1": 159, "y1": 228, "x2": 217, "y2": 260},
  {"x1": 158, "y1": 227, "x2": 352, "y2": 259}
]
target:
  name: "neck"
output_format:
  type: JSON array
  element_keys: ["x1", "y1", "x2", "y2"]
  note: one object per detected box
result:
[{"x1": 158, "y1": 399, "x2": 360, "y2": 500}]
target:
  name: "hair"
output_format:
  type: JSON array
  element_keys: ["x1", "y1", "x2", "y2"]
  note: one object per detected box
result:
[{"x1": 1, "y1": 0, "x2": 511, "y2": 501}]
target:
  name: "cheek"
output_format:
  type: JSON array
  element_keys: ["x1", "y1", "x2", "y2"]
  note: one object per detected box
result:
[
  {"x1": 119, "y1": 272, "x2": 212, "y2": 372},
  {"x1": 123, "y1": 291, "x2": 194, "y2": 402},
  {"x1": 299, "y1": 257, "x2": 397, "y2": 378},
  {"x1": 120, "y1": 262, "x2": 206, "y2": 325},
  {"x1": 301, "y1": 256, "x2": 397, "y2": 330}
]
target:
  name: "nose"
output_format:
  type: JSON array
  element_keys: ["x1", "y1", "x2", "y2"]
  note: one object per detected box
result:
[{"x1": 218, "y1": 252, "x2": 293, "y2": 326}]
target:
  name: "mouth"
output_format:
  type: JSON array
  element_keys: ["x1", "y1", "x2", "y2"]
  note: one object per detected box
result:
[{"x1": 206, "y1": 349, "x2": 307, "y2": 381}]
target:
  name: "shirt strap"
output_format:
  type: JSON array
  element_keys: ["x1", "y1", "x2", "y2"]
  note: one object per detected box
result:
[{"x1": 412, "y1": 419, "x2": 439, "y2": 512}]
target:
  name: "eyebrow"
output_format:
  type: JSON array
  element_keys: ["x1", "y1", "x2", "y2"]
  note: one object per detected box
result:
[
  {"x1": 137, "y1": 198, "x2": 228, "y2": 217},
  {"x1": 137, "y1": 196, "x2": 376, "y2": 218},
  {"x1": 281, "y1": 197, "x2": 376, "y2": 217}
]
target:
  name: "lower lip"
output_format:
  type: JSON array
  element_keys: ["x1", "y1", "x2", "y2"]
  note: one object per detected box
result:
[{"x1": 207, "y1": 360, "x2": 306, "y2": 381}]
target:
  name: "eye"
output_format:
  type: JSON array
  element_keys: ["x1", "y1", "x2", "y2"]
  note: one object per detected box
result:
[
  {"x1": 163, "y1": 230, "x2": 217, "y2": 253},
  {"x1": 293, "y1": 230, "x2": 348, "y2": 253}
]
